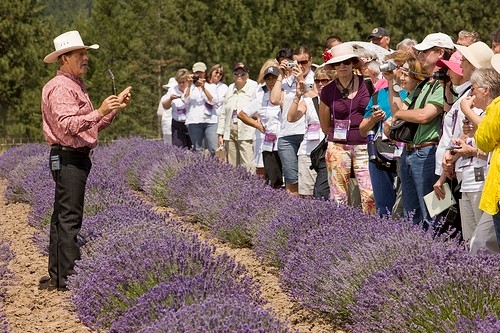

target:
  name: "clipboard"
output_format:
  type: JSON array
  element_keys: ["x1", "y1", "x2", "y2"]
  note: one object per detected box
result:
[{"x1": 423, "y1": 183, "x2": 456, "y2": 218}]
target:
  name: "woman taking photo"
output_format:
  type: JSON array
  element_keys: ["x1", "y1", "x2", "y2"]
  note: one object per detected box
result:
[
  {"x1": 319, "y1": 43, "x2": 374, "y2": 213},
  {"x1": 162, "y1": 68, "x2": 192, "y2": 148},
  {"x1": 238, "y1": 65, "x2": 284, "y2": 189},
  {"x1": 287, "y1": 67, "x2": 335, "y2": 198}
]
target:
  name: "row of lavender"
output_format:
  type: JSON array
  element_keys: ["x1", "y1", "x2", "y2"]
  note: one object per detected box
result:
[
  {"x1": 0, "y1": 142, "x2": 294, "y2": 332},
  {"x1": 0, "y1": 240, "x2": 13, "y2": 333},
  {"x1": 112, "y1": 138, "x2": 500, "y2": 332},
  {"x1": 1, "y1": 139, "x2": 500, "y2": 332}
]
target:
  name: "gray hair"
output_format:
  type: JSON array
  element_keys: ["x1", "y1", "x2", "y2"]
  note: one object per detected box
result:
[
  {"x1": 396, "y1": 38, "x2": 418, "y2": 52},
  {"x1": 471, "y1": 67, "x2": 500, "y2": 99}
]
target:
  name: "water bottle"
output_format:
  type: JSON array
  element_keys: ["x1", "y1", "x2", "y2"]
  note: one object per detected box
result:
[{"x1": 367, "y1": 130, "x2": 377, "y2": 161}]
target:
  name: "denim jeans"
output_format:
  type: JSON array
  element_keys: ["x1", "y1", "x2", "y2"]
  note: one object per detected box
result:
[
  {"x1": 188, "y1": 123, "x2": 218, "y2": 156},
  {"x1": 368, "y1": 162, "x2": 397, "y2": 216},
  {"x1": 277, "y1": 134, "x2": 304, "y2": 184},
  {"x1": 400, "y1": 146, "x2": 439, "y2": 227},
  {"x1": 493, "y1": 208, "x2": 500, "y2": 250}
]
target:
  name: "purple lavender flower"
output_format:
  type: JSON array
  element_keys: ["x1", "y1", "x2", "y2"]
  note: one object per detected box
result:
[
  {"x1": 109, "y1": 272, "x2": 260, "y2": 332},
  {"x1": 136, "y1": 295, "x2": 296, "y2": 333},
  {"x1": 281, "y1": 211, "x2": 443, "y2": 324},
  {"x1": 212, "y1": 184, "x2": 288, "y2": 247},
  {"x1": 0, "y1": 240, "x2": 14, "y2": 333},
  {"x1": 453, "y1": 314, "x2": 500, "y2": 333},
  {"x1": 350, "y1": 246, "x2": 500, "y2": 332},
  {"x1": 69, "y1": 219, "x2": 260, "y2": 331}
]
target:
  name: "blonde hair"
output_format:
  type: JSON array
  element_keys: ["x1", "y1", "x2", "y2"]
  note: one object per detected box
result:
[
  {"x1": 257, "y1": 59, "x2": 279, "y2": 84},
  {"x1": 175, "y1": 68, "x2": 190, "y2": 82}
]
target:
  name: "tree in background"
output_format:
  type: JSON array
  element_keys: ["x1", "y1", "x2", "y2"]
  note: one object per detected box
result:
[{"x1": 2, "y1": 0, "x2": 500, "y2": 142}]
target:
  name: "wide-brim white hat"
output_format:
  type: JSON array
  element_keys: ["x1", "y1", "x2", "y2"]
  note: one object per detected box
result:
[
  {"x1": 324, "y1": 43, "x2": 361, "y2": 66},
  {"x1": 491, "y1": 54, "x2": 500, "y2": 75},
  {"x1": 162, "y1": 77, "x2": 178, "y2": 90},
  {"x1": 455, "y1": 41, "x2": 494, "y2": 69},
  {"x1": 44, "y1": 30, "x2": 99, "y2": 64}
]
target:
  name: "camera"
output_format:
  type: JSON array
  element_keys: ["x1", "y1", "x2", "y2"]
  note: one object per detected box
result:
[
  {"x1": 432, "y1": 68, "x2": 449, "y2": 81},
  {"x1": 379, "y1": 60, "x2": 398, "y2": 72},
  {"x1": 287, "y1": 60, "x2": 298, "y2": 68},
  {"x1": 192, "y1": 74, "x2": 199, "y2": 84},
  {"x1": 304, "y1": 83, "x2": 314, "y2": 92}
]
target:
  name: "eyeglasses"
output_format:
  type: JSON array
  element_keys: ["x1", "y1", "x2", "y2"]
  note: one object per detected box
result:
[
  {"x1": 417, "y1": 47, "x2": 438, "y2": 56},
  {"x1": 314, "y1": 79, "x2": 330, "y2": 84},
  {"x1": 233, "y1": 71, "x2": 247, "y2": 77},
  {"x1": 332, "y1": 59, "x2": 354, "y2": 67},
  {"x1": 471, "y1": 86, "x2": 485, "y2": 94}
]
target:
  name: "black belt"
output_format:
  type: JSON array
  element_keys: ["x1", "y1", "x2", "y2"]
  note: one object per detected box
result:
[{"x1": 51, "y1": 144, "x2": 92, "y2": 156}]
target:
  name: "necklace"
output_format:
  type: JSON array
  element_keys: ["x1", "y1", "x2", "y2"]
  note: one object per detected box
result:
[{"x1": 336, "y1": 76, "x2": 354, "y2": 99}]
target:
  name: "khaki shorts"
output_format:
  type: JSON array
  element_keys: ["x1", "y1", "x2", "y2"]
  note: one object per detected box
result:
[{"x1": 298, "y1": 154, "x2": 317, "y2": 196}]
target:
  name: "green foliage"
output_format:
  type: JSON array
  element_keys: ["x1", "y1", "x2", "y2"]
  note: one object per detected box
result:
[{"x1": 3, "y1": 0, "x2": 500, "y2": 141}]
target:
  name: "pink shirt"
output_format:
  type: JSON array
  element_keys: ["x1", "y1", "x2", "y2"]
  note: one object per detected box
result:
[{"x1": 41, "y1": 70, "x2": 116, "y2": 149}]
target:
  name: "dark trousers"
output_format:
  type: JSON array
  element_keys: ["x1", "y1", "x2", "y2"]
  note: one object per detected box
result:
[
  {"x1": 172, "y1": 119, "x2": 192, "y2": 149},
  {"x1": 48, "y1": 148, "x2": 91, "y2": 288},
  {"x1": 262, "y1": 151, "x2": 283, "y2": 189},
  {"x1": 313, "y1": 157, "x2": 330, "y2": 200}
]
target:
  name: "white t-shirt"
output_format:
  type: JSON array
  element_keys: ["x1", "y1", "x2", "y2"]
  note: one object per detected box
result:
[
  {"x1": 278, "y1": 70, "x2": 314, "y2": 138},
  {"x1": 435, "y1": 82, "x2": 471, "y2": 175},
  {"x1": 184, "y1": 83, "x2": 218, "y2": 125},
  {"x1": 211, "y1": 82, "x2": 228, "y2": 116},
  {"x1": 158, "y1": 93, "x2": 172, "y2": 135},
  {"x1": 297, "y1": 96, "x2": 325, "y2": 156},
  {"x1": 240, "y1": 86, "x2": 281, "y2": 151}
]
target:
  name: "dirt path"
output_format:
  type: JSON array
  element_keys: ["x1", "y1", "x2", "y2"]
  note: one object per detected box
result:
[
  {"x1": 0, "y1": 178, "x2": 339, "y2": 333},
  {"x1": 0, "y1": 179, "x2": 90, "y2": 333}
]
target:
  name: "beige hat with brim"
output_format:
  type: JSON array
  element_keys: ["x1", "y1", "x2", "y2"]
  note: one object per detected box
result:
[
  {"x1": 455, "y1": 42, "x2": 494, "y2": 69},
  {"x1": 324, "y1": 43, "x2": 361, "y2": 66},
  {"x1": 162, "y1": 77, "x2": 178, "y2": 90},
  {"x1": 491, "y1": 54, "x2": 500, "y2": 75},
  {"x1": 44, "y1": 30, "x2": 99, "y2": 64}
]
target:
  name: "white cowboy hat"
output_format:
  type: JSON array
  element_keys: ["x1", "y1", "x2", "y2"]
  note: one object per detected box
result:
[
  {"x1": 492, "y1": 54, "x2": 500, "y2": 75},
  {"x1": 455, "y1": 41, "x2": 494, "y2": 69},
  {"x1": 162, "y1": 77, "x2": 178, "y2": 90},
  {"x1": 44, "y1": 31, "x2": 99, "y2": 64},
  {"x1": 324, "y1": 43, "x2": 362, "y2": 66}
]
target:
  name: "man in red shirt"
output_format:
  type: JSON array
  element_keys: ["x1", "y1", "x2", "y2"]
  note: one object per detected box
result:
[{"x1": 39, "y1": 30, "x2": 131, "y2": 291}]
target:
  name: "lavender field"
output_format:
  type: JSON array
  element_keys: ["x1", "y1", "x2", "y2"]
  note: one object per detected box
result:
[{"x1": 1, "y1": 138, "x2": 500, "y2": 333}]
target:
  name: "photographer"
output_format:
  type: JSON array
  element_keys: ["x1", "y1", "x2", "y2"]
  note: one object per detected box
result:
[
  {"x1": 183, "y1": 62, "x2": 218, "y2": 156},
  {"x1": 390, "y1": 33, "x2": 455, "y2": 228},
  {"x1": 360, "y1": 51, "x2": 410, "y2": 216}
]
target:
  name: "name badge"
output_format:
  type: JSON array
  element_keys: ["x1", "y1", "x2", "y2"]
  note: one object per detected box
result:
[
  {"x1": 232, "y1": 109, "x2": 238, "y2": 124},
  {"x1": 263, "y1": 132, "x2": 277, "y2": 152},
  {"x1": 333, "y1": 119, "x2": 350, "y2": 141},
  {"x1": 177, "y1": 108, "x2": 186, "y2": 121},
  {"x1": 204, "y1": 102, "x2": 213, "y2": 116},
  {"x1": 305, "y1": 122, "x2": 321, "y2": 141},
  {"x1": 474, "y1": 166, "x2": 485, "y2": 182}
]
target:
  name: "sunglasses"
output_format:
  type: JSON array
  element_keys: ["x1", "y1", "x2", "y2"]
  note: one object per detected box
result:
[
  {"x1": 264, "y1": 75, "x2": 277, "y2": 81},
  {"x1": 297, "y1": 59, "x2": 310, "y2": 65},
  {"x1": 215, "y1": 71, "x2": 224, "y2": 76},
  {"x1": 332, "y1": 59, "x2": 354, "y2": 67},
  {"x1": 233, "y1": 71, "x2": 247, "y2": 77},
  {"x1": 314, "y1": 79, "x2": 330, "y2": 84}
]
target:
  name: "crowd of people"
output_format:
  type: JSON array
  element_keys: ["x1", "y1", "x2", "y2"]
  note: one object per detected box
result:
[{"x1": 158, "y1": 27, "x2": 500, "y2": 255}]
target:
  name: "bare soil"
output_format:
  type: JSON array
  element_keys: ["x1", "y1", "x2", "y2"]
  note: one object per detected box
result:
[{"x1": 0, "y1": 179, "x2": 341, "y2": 333}]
